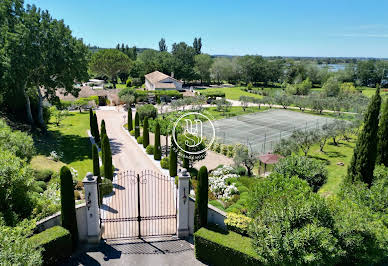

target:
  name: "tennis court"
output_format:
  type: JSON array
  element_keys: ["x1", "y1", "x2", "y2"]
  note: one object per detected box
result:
[{"x1": 203, "y1": 109, "x2": 336, "y2": 154}]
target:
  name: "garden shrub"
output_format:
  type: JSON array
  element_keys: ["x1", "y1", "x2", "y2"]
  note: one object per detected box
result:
[
  {"x1": 134, "y1": 112, "x2": 140, "y2": 138},
  {"x1": 234, "y1": 166, "x2": 246, "y2": 176},
  {"x1": 137, "y1": 104, "x2": 157, "y2": 121},
  {"x1": 188, "y1": 167, "x2": 198, "y2": 179},
  {"x1": 74, "y1": 190, "x2": 81, "y2": 200},
  {"x1": 214, "y1": 143, "x2": 221, "y2": 153},
  {"x1": 169, "y1": 134, "x2": 178, "y2": 176},
  {"x1": 36, "y1": 180, "x2": 47, "y2": 191},
  {"x1": 127, "y1": 108, "x2": 133, "y2": 131},
  {"x1": 248, "y1": 174, "x2": 340, "y2": 265},
  {"x1": 194, "y1": 166, "x2": 208, "y2": 231},
  {"x1": 161, "y1": 157, "x2": 170, "y2": 169},
  {"x1": 221, "y1": 144, "x2": 228, "y2": 156},
  {"x1": 34, "y1": 169, "x2": 54, "y2": 182},
  {"x1": 227, "y1": 145, "x2": 234, "y2": 158},
  {"x1": 273, "y1": 155, "x2": 328, "y2": 192},
  {"x1": 129, "y1": 129, "x2": 135, "y2": 136},
  {"x1": 224, "y1": 213, "x2": 252, "y2": 236},
  {"x1": 102, "y1": 135, "x2": 113, "y2": 181},
  {"x1": 194, "y1": 225, "x2": 262, "y2": 266},
  {"x1": 146, "y1": 145, "x2": 154, "y2": 155},
  {"x1": 137, "y1": 136, "x2": 143, "y2": 144},
  {"x1": 29, "y1": 226, "x2": 72, "y2": 265},
  {"x1": 100, "y1": 178, "x2": 113, "y2": 197},
  {"x1": 154, "y1": 121, "x2": 161, "y2": 160},
  {"x1": 59, "y1": 166, "x2": 78, "y2": 248}
]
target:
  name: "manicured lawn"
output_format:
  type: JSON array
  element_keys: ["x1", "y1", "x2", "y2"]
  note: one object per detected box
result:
[
  {"x1": 32, "y1": 112, "x2": 92, "y2": 180},
  {"x1": 308, "y1": 136, "x2": 357, "y2": 196},
  {"x1": 198, "y1": 86, "x2": 264, "y2": 100}
]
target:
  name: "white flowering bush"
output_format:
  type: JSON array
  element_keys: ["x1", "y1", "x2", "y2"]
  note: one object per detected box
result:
[
  {"x1": 70, "y1": 167, "x2": 78, "y2": 180},
  {"x1": 49, "y1": 150, "x2": 63, "y2": 161},
  {"x1": 209, "y1": 165, "x2": 239, "y2": 200}
]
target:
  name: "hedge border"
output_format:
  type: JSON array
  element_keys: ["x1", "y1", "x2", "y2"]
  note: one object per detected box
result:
[{"x1": 194, "y1": 225, "x2": 262, "y2": 266}]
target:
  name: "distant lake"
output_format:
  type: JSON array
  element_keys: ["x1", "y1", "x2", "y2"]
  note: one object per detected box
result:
[{"x1": 317, "y1": 64, "x2": 346, "y2": 72}]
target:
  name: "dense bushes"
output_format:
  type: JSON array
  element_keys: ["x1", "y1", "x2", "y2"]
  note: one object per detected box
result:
[
  {"x1": 59, "y1": 166, "x2": 78, "y2": 248},
  {"x1": 200, "y1": 91, "x2": 226, "y2": 98},
  {"x1": 146, "y1": 145, "x2": 154, "y2": 155},
  {"x1": 137, "y1": 136, "x2": 143, "y2": 144},
  {"x1": 137, "y1": 104, "x2": 157, "y2": 121},
  {"x1": 161, "y1": 157, "x2": 170, "y2": 169},
  {"x1": 224, "y1": 213, "x2": 252, "y2": 236},
  {"x1": 248, "y1": 174, "x2": 339, "y2": 265},
  {"x1": 273, "y1": 155, "x2": 328, "y2": 192},
  {"x1": 29, "y1": 226, "x2": 72, "y2": 265},
  {"x1": 34, "y1": 169, "x2": 54, "y2": 182},
  {"x1": 194, "y1": 225, "x2": 262, "y2": 266}
]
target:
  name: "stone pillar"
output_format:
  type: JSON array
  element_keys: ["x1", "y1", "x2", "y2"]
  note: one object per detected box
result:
[
  {"x1": 83, "y1": 172, "x2": 101, "y2": 244},
  {"x1": 177, "y1": 169, "x2": 190, "y2": 238}
]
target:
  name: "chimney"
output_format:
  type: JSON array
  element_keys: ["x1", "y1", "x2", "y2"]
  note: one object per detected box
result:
[{"x1": 171, "y1": 72, "x2": 174, "y2": 78}]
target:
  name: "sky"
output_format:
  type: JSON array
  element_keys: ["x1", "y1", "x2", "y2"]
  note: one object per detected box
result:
[{"x1": 26, "y1": 0, "x2": 388, "y2": 58}]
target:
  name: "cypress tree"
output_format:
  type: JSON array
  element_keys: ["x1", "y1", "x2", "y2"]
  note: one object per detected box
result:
[
  {"x1": 183, "y1": 143, "x2": 190, "y2": 169},
  {"x1": 194, "y1": 166, "x2": 208, "y2": 232},
  {"x1": 347, "y1": 88, "x2": 381, "y2": 186},
  {"x1": 135, "y1": 112, "x2": 140, "y2": 139},
  {"x1": 154, "y1": 121, "x2": 161, "y2": 160},
  {"x1": 128, "y1": 108, "x2": 133, "y2": 131},
  {"x1": 169, "y1": 132, "x2": 178, "y2": 177},
  {"x1": 60, "y1": 166, "x2": 79, "y2": 248},
  {"x1": 377, "y1": 98, "x2": 388, "y2": 167},
  {"x1": 102, "y1": 135, "x2": 113, "y2": 180},
  {"x1": 143, "y1": 117, "x2": 149, "y2": 148},
  {"x1": 89, "y1": 109, "x2": 94, "y2": 137},
  {"x1": 92, "y1": 144, "x2": 101, "y2": 204},
  {"x1": 100, "y1": 119, "x2": 107, "y2": 140},
  {"x1": 93, "y1": 114, "x2": 100, "y2": 145}
]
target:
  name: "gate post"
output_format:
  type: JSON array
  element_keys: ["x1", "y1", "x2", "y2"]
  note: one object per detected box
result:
[
  {"x1": 177, "y1": 169, "x2": 190, "y2": 238},
  {"x1": 83, "y1": 172, "x2": 101, "y2": 244}
]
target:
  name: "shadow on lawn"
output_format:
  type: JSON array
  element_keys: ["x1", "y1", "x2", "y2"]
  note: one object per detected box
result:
[{"x1": 33, "y1": 128, "x2": 91, "y2": 164}]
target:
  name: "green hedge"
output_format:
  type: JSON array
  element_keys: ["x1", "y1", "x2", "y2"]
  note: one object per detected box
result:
[
  {"x1": 194, "y1": 225, "x2": 262, "y2": 266},
  {"x1": 100, "y1": 178, "x2": 113, "y2": 197},
  {"x1": 29, "y1": 226, "x2": 72, "y2": 265}
]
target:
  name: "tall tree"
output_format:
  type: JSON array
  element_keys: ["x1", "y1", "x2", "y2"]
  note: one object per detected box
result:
[
  {"x1": 194, "y1": 54, "x2": 212, "y2": 84},
  {"x1": 128, "y1": 108, "x2": 133, "y2": 131},
  {"x1": 171, "y1": 42, "x2": 196, "y2": 81},
  {"x1": 194, "y1": 166, "x2": 208, "y2": 231},
  {"x1": 93, "y1": 113, "x2": 100, "y2": 145},
  {"x1": 159, "y1": 38, "x2": 167, "y2": 52},
  {"x1": 377, "y1": 98, "x2": 388, "y2": 166},
  {"x1": 100, "y1": 119, "x2": 106, "y2": 140},
  {"x1": 193, "y1": 37, "x2": 202, "y2": 55},
  {"x1": 89, "y1": 49, "x2": 131, "y2": 88},
  {"x1": 60, "y1": 166, "x2": 79, "y2": 248},
  {"x1": 154, "y1": 121, "x2": 161, "y2": 160},
  {"x1": 102, "y1": 135, "x2": 113, "y2": 180},
  {"x1": 347, "y1": 88, "x2": 381, "y2": 186},
  {"x1": 89, "y1": 109, "x2": 94, "y2": 137},
  {"x1": 143, "y1": 117, "x2": 149, "y2": 148},
  {"x1": 169, "y1": 131, "x2": 178, "y2": 177},
  {"x1": 135, "y1": 112, "x2": 140, "y2": 138},
  {"x1": 92, "y1": 144, "x2": 100, "y2": 178}
]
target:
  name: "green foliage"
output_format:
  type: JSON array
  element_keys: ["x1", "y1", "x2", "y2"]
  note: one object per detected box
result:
[
  {"x1": 183, "y1": 144, "x2": 190, "y2": 169},
  {"x1": 224, "y1": 213, "x2": 252, "y2": 236},
  {"x1": 59, "y1": 166, "x2": 78, "y2": 247},
  {"x1": 274, "y1": 155, "x2": 328, "y2": 192},
  {"x1": 194, "y1": 226, "x2": 262, "y2": 266},
  {"x1": 34, "y1": 169, "x2": 54, "y2": 182},
  {"x1": 323, "y1": 76, "x2": 341, "y2": 97},
  {"x1": 93, "y1": 113, "x2": 100, "y2": 144},
  {"x1": 100, "y1": 178, "x2": 113, "y2": 197},
  {"x1": 137, "y1": 136, "x2": 143, "y2": 144},
  {"x1": 92, "y1": 144, "x2": 100, "y2": 178},
  {"x1": 200, "y1": 90, "x2": 226, "y2": 98},
  {"x1": 142, "y1": 117, "x2": 149, "y2": 148},
  {"x1": 29, "y1": 226, "x2": 71, "y2": 265},
  {"x1": 248, "y1": 174, "x2": 340, "y2": 265},
  {"x1": 154, "y1": 121, "x2": 161, "y2": 160},
  {"x1": 134, "y1": 112, "x2": 140, "y2": 138},
  {"x1": 0, "y1": 119, "x2": 35, "y2": 162},
  {"x1": 169, "y1": 140, "x2": 178, "y2": 176},
  {"x1": 377, "y1": 98, "x2": 388, "y2": 166},
  {"x1": 0, "y1": 149, "x2": 35, "y2": 226},
  {"x1": 146, "y1": 145, "x2": 154, "y2": 155},
  {"x1": 102, "y1": 135, "x2": 113, "y2": 180},
  {"x1": 0, "y1": 221, "x2": 42, "y2": 266},
  {"x1": 129, "y1": 129, "x2": 135, "y2": 136},
  {"x1": 348, "y1": 88, "x2": 381, "y2": 185},
  {"x1": 128, "y1": 108, "x2": 133, "y2": 131},
  {"x1": 137, "y1": 104, "x2": 157, "y2": 121},
  {"x1": 161, "y1": 157, "x2": 170, "y2": 169},
  {"x1": 195, "y1": 166, "x2": 208, "y2": 232},
  {"x1": 89, "y1": 109, "x2": 94, "y2": 136},
  {"x1": 100, "y1": 119, "x2": 107, "y2": 141}
]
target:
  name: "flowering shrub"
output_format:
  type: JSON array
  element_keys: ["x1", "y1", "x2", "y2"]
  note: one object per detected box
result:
[
  {"x1": 209, "y1": 165, "x2": 239, "y2": 200},
  {"x1": 49, "y1": 150, "x2": 63, "y2": 162},
  {"x1": 224, "y1": 212, "x2": 252, "y2": 236}
]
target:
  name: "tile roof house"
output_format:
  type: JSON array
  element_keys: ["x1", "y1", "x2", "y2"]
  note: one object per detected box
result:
[{"x1": 145, "y1": 71, "x2": 183, "y2": 91}]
